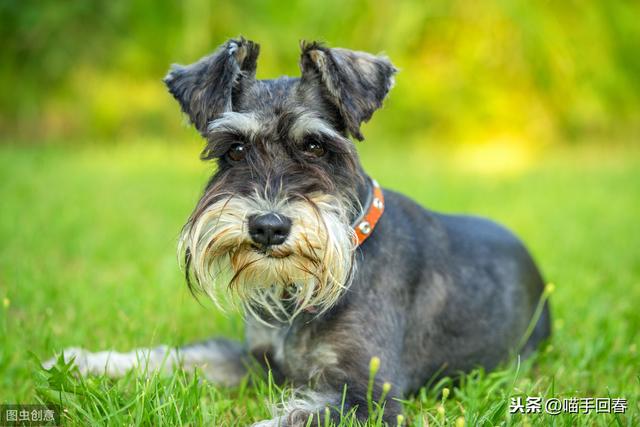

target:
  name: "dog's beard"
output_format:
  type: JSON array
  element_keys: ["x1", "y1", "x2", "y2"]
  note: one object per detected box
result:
[{"x1": 179, "y1": 192, "x2": 357, "y2": 323}]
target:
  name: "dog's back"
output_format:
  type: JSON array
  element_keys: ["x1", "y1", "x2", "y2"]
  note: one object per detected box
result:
[{"x1": 340, "y1": 189, "x2": 551, "y2": 393}]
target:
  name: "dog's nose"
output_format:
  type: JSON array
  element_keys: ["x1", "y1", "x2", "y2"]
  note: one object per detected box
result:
[{"x1": 248, "y1": 213, "x2": 292, "y2": 247}]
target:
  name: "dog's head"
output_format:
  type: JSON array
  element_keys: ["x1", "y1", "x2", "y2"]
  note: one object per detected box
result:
[{"x1": 165, "y1": 38, "x2": 396, "y2": 322}]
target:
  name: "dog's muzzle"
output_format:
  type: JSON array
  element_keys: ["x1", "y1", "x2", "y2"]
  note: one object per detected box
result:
[
  {"x1": 179, "y1": 179, "x2": 384, "y2": 323},
  {"x1": 179, "y1": 193, "x2": 357, "y2": 322}
]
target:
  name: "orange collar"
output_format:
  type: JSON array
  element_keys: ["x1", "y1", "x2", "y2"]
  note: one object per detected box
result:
[{"x1": 353, "y1": 179, "x2": 384, "y2": 246}]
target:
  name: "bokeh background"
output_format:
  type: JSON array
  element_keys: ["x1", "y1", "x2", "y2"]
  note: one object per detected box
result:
[
  {"x1": 1, "y1": 0, "x2": 639, "y2": 424},
  {"x1": 2, "y1": 0, "x2": 640, "y2": 148}
]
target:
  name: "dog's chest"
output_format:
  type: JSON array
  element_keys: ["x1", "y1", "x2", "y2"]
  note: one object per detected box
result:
[{"x1": 245, "y1": 318, "x2": 338, "y2": 385}]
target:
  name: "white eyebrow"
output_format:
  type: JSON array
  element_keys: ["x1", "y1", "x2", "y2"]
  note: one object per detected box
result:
[
  {"x1": 289, "y1": 112, "x2": 341, "y2": 141},
  {"x1": 207, "y1": 112, "x2": 262, "y2": 135}
]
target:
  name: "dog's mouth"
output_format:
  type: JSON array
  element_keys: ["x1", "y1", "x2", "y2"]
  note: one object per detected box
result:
[{"x1": 249, "y1": 244, "x2": 292, "y2": 259}]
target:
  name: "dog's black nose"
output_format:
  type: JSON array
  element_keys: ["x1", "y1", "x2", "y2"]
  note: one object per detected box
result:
[{"x1": 248, "y1": 213, "x2": 292, "y2": 247}]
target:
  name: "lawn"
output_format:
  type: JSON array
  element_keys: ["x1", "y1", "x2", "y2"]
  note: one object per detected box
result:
[{"x1": 0, "y1": 139, "x2": 638, "y2": 425}]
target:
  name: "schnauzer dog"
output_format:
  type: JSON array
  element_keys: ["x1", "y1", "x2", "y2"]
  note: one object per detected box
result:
[{"x1": 46, "y1": 38, "x2": 551, "y2": 426}]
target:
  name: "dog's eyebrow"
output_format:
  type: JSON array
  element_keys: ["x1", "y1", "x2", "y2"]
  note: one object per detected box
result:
[
  {"x1": 207, "y1": 112, "x2": 262, "y2": 136},
  {"x1": 288, "y1": 111, "x2": 341, "y2": 141}
]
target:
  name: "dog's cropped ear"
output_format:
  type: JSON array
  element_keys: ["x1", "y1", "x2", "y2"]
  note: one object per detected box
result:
[
  {"x1": 164, "y1": 37, "x2": 260, "y2": 135},
  {"x1": 299, "y1": 42, "x2": 397, "y2": 140}
]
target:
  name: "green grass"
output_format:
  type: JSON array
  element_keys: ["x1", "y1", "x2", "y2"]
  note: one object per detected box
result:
[{"x1": 1, "y1": 140, "x2": 639, "y2": 425}]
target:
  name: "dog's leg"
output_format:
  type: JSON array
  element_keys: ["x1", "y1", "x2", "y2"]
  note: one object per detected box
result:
[
  {"x1": 251, "y1": 390, "x2": 341, "y2": 427},
  {"x1": 43, "y1": 338, "x2": 248, "y2": 386},
  {"x1": 252, "y1": 381, "x2": 402, "y2": 426},
  {"x1": 251, "y1": 359, "x2": 403, "y2": 426}
]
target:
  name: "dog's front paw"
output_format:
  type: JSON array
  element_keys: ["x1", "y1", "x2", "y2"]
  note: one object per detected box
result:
[
  {"x1": 43, "y1": 347, "x2": 92, "y2": 373},
  {"x1": 251, "y1": 411, "x2": 315, "y2": 427},
  {"x1": 251, "y1": 417, "x2": 289, "y2": 427},
  {"x1": 250, "y1": 419, "x2": 280, "y2": 427},
  {"x1": 42, "y1": 347, "x2": 134, "y2": 377}
]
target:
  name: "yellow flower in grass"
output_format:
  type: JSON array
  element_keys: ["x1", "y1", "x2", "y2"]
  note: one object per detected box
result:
[
  {"x1": 442, "y1": 387, "x2": 450, "y2": 400},
  {"x1": 545, "y1": 283, "x2": 556, "y2": 294},
  {"x1": 369, "y1": 356, "x2": 380, "y2": 376}
]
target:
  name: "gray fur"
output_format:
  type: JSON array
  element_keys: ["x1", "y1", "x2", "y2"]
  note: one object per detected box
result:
[
  {"x1": 48, "y1": 38, "x2": 550, "y2": 427},
  {"x1": 44, "y1": 339, "x2": 247, "y2": 386},
  {"x1": 299, "y1": 41, "x2": 397, "y2": 140},
  {"x1": 164, "y1": 37, "x2": 260, "y2": 135}
]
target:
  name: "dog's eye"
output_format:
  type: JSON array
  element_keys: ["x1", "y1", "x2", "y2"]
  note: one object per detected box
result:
[
  {"x1": 226, "y1": 143, "x2": 247, "y2": 162},
  {"x1": 303, "y1": 138, "x2": 326, "y2": 157}
]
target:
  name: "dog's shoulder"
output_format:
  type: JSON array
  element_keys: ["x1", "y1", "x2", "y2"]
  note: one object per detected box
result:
[
  {"x1": 434, "y1": 212, "x2": 530, "y2": 257},
  {"x1": 379, "y1": 187, "x2": 528, "y2": 252}
]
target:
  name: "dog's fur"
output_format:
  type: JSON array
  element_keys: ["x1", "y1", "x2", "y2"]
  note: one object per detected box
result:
[{"x1": 45, "y1": 38, "x2": 551, "y2": 426}]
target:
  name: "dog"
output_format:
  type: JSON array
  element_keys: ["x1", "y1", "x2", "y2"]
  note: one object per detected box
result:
[{"x1": 45, "y1": 38, "x2": 551, "y2": 426}]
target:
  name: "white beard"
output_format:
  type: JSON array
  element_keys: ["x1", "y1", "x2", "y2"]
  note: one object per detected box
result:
[{"x1": 179, "y1": 191, "x2": 357, "y2": 323}]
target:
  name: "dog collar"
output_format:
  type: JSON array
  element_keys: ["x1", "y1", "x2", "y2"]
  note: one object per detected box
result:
[{"x1": 353, "y1": 178, "x2": 384, "y2": 246}]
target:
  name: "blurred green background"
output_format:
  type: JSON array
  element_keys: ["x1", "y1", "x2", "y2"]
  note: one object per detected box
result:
[
  {"x1": 1, "y1": 1, "x2": 640, "y2": 424},
  {"x1": 2, "y1": 0, "x2": 640, "y2": 147}
]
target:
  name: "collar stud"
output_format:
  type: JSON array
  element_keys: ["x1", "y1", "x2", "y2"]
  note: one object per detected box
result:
[{"x1": 358, "y1": 221, "x2": 371, "y2": 235}]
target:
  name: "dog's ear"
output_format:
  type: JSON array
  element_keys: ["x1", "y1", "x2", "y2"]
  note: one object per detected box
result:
[
  {"x1": 299, "y1": 42, "x2": 397, "y2": 140},
  {"x1": 164, "y1": 37, "x2": 260, "y2": 135}
]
